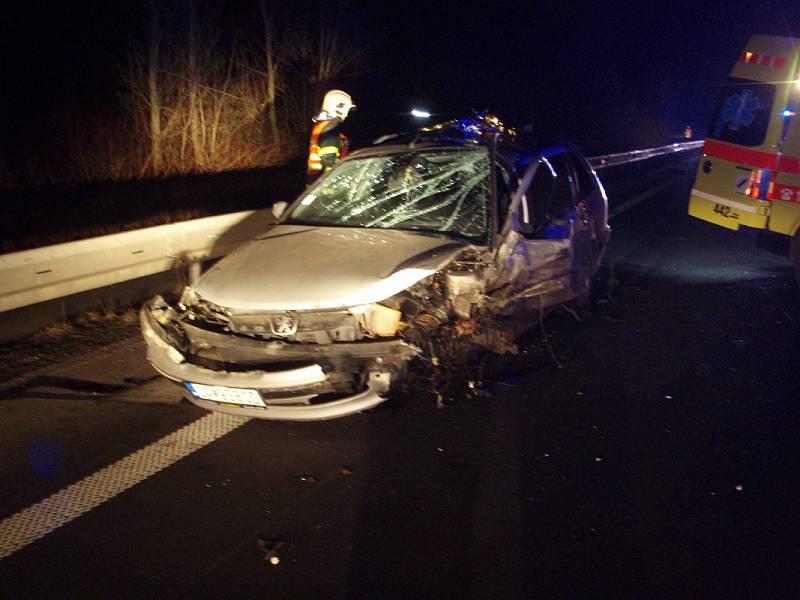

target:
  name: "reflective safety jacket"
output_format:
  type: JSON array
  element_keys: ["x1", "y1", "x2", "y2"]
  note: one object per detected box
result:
[{"x1": 307, "y1": 119, "x2": 349, "y2": 177}]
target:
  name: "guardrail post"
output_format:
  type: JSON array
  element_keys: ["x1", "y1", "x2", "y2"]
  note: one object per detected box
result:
[{"x1": 188, "y1": 260, "x2": 202, "y2": 284}]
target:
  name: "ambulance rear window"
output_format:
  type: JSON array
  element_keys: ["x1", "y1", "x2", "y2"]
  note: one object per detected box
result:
[{"x1": 707, "y1": 77, "x2": 775, "y2": 147}]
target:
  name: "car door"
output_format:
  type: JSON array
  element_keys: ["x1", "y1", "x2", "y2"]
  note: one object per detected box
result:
[
  {"x1": 490, "y1": 150, "x2": 591, "y2": 316},
  {"x1": 556, "y1": 153, "x2": 597, "y2": 298}
]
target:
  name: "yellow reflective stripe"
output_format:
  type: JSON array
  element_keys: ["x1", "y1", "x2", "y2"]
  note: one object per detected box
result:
[{"x1": 317, "y1": 146, "x2": 340, "y2": 157}]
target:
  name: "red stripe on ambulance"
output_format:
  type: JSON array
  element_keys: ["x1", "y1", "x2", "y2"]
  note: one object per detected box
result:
[
  {"x1": 703, "y1": 140, "x2": 800, "y2": 175},
  {"x1": 702, "y1": 140, "x2": 779, "y2": 170},
  {"x1": 778, "y1": 155, "x2": 800, "y2": 175}
]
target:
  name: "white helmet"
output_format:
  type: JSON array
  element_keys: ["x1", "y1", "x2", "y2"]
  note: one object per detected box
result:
[{"x1": 321, "y1": 89, "x2": 355, "y2": 120}]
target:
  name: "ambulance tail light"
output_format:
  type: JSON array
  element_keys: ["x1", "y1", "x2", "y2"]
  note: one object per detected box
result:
[{"x1": 745, "y1": 169, "x2": 775, "y2": 200}]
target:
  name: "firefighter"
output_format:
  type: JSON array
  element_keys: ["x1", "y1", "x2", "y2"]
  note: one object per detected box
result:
[{"x1": 307, "y1": 90, "x2": 355, "y2": 183}]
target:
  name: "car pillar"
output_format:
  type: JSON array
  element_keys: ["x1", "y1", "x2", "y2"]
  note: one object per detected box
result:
[{"x1": 488, "y1": 130, "x2": 498, "y2": 251}]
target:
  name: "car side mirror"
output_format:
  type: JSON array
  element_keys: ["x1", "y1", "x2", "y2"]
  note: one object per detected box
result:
[{"x1": 271, "y1": 201, "x2": 288, "y2": 219}]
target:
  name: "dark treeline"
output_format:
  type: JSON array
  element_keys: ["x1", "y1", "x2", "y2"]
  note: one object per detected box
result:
[{"x1": 1, "y1": 0, "x2": 370, "y2": 188}]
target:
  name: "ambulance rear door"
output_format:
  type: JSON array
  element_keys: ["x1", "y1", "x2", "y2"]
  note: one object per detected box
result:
[{"x1": 768, "y1": 67, "x2": 800, "y2": 238}]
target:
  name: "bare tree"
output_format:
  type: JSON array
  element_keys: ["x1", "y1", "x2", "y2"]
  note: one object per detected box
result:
[
  {"x1": 41, "y1": 0, "x2": 374, "y2": 184},
  {"x1": 280, "y1": 9, "x2": 371, "y2": 134},
  {"x1": 147, "y1": 0, "x2": 163, "y2": 172},
  {"x1": 259, "y1": 0, "x2": 280, "y2": 147}
]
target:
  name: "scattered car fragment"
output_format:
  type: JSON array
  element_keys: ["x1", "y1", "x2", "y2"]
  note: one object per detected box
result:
[{"x1": 140, "y1": 114, "x2": 610, "y2": 420}]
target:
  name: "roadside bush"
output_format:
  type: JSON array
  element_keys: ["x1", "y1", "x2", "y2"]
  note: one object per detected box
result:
[{"x1": 0, "y1": 158, "x2": 305, "y2": 254}]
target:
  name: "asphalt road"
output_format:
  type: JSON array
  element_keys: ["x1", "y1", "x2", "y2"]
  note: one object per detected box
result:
[{"x1": 1, "y1": 155, "x2": 798, "y2": 599}]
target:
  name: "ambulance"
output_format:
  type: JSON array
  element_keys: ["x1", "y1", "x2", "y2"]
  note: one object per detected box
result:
[{"x1": 688, "y1": 34, "x2": 800, "y2": 283}]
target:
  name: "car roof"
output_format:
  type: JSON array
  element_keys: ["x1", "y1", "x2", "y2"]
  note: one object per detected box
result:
[{"x1": 348, "y1": 113, "x2": 580, "y2": 179}]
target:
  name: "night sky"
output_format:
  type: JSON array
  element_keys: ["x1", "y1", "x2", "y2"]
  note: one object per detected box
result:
[
  {"x1": 349, "y1": 0, "x2": 798, "y2": 151},
  {"x1": 2, "y1": 0, "x2": 798, "y2": 165}
]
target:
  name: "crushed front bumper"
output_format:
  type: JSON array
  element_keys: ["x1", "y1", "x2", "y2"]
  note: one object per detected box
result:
[{"x1": 140, "y1": 298, "x2": 418, "y2": 421}]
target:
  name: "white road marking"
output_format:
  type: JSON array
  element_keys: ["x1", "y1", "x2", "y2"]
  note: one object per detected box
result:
[
  {"x1": 608, "y1": 180, "x2": 674, "y2": 221},
  {"x1": 0, "y1": 412, "x2": 249, "y2": 560}
]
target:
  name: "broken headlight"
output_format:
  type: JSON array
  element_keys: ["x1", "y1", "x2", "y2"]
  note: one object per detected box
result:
[
  {"x1": 350, "y1": 303, "x2": 402, "y2": 337},
  {"x1": 364, "y1": 304, "x2": 402, "y2": 336},
  {"x1": 179, "y1": 286, "x2": 198, "y2": 309},
  {"x1": 149, "y1": 295, "x2": 177, "y2": 326}
]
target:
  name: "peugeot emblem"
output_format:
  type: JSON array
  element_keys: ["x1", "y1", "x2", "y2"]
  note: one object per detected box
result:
[{"x1": 270, "y1": 315, "x2": 298, "y2": 336}]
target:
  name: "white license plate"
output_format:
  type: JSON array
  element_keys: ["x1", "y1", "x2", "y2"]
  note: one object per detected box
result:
[{"x1": 186, "y1": 383, "x2": 266, "y2": 407}]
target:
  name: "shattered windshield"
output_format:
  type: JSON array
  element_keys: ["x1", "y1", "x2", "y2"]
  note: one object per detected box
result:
[{"x1": 287, "y1": 148, "x2": 490, "y2": 242}]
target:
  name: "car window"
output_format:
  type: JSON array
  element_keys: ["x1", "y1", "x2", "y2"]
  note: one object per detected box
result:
[
  {"x1": 572, "y1": 156, "x2": 596, "y2": 198},
  {"x1": 518, "y1": 153, "x2": 579, "y2": 239},
  {"x1": 521, "y1": 158, "x2": 555, "y2": 236},
  {"x1": 287, "y1": 148, "x2": 490, "y2": 243},
  {"x1": 548, "y1": 153, "x2": 577, "y2": 216}
]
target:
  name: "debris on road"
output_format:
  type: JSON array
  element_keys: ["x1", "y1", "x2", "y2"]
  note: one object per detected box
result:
[
  {"x1": 0, "y1": 306, "x2": 140, "y2": 383},
  {"x1": 257, "y1": 537, "x2": 285, "y2": 566}
]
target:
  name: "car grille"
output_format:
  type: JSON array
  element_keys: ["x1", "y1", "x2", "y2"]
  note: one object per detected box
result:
[
  {"x1": 231, "y1": 310, "x2": 362, "y2": 343},
  {"x1": 185, "y1": 295, "x2": 365, "y2": 343}
]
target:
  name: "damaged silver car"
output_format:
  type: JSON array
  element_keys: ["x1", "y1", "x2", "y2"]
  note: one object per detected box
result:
[{"x1": 140, "y1": 115, "x2": 610, "y2": 420}]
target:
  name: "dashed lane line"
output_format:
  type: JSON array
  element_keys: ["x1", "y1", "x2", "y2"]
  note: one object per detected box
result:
[{"x1": 0, "y1": 411, "x2": 250, "y2": 560}]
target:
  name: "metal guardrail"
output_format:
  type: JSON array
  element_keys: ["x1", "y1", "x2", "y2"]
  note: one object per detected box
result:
[
  {"x1": 0, "y1": 139, "x2": 704, "y2": 316},
  {"x1": 0, "y1": 209, "x2": 274, "y2": 314},
  {"x1": 588, "y1": 139, "x2": 703, "y2": 169}
]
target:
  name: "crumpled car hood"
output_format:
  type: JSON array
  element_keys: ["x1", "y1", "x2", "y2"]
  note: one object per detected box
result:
[{"x1": 193, "y1": 225, "x2": 469, "y2": 310}]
